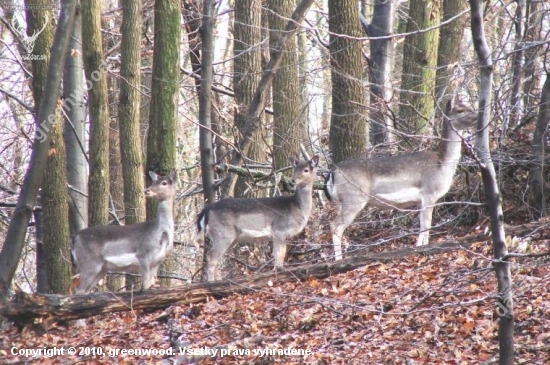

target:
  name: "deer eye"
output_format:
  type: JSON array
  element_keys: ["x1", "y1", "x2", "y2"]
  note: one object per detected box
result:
[
  {"x1": 304, "y1": 168, "x2": 309, "y2": 173},
  {"x1": 162, "y1": 181, "x2": 168, "y2": 185}
]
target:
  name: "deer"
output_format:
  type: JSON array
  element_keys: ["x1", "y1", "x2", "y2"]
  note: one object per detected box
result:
[
  {"x1": 325, "y1": 99, "x2": 477, "y2": 260},
  {"x1": 71, "y1": 170, "x2": 176, "y2": 294},
  {"x1": 197, "y1": 156, "x2": 320, "y2": 281}
]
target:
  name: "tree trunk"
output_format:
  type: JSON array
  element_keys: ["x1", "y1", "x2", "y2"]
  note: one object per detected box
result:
[
  {"x1": 42, "y1": 112, "x2": 72, "y2": 294},
  {"x1": 366, "y1": 0, "x2": 396, "y2": 145},
  {"x1": 269, "y1": 0, "x2": 304, "y2": 172},
  {"x1": 469, "y1": 1, "x2": 514, "y2": 364},
  {"x1": 522, "y1": 0, "x2": 543, "y2": 117},
  {"x1": 33, "y1": 204, "x2": 48, "y2": 293},
  {"x1": 101, "y1": 12, "x2": 125, "y2": 293},
  {"x1": 328, "y1": 0, "x2": 367, "y2": 163},
  {"x1": 296, "y1": 0, "x2": 309, "y2": 142},
  {"x1": 25, "y1": 0, "x2": 71, "y2": 294},
  {"x1": 82, "y1": 0, "x2": 110, "y2": 227},
  {"x1": 198, "y1": 0, "x2": 217, "y2": 204},
  {"x1": 529, "y1": 73, "x2": 549, "y2": 218},
  {"x1": 146, "y1": 0, "x2": 181, "y2": 286},
  {"x1": 507, "y1": 0, "x2": 525, "y2": 131},
  {"x1": 62, "y1": 4, "x2": 88, "y2": 235},
  {"x1": 116, "y1": 0, "x2": 146, "y2": 291},
  {"x1": 231, "y1": 0, "x2": 265, "y2": 198},
  {"x1": 399, "y1": 0, "x2": 440, "y2": 136},
  {"x1": 0, "y1": 0, "x2": 77, "y2": 302},
  {"x1": 435, "y1": 0, "x2": 466, "y2": 107},
  {"x1": 119, "y1": 0, "x2": 146, "y2": 225}
]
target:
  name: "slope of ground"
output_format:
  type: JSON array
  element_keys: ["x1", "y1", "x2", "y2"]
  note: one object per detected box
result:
[{"x1": 1, "y1": 233, "x2": 549, "y2": 364}]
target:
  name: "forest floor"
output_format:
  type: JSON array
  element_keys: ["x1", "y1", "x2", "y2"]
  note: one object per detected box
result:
[{"x1": 1, "y1": 218, "x2": 549, "y2": 364}]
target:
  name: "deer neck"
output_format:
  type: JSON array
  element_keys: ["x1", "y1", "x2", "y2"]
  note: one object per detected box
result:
[
  {"x1": 293, "y1": 184, "x2": 313, "y2": 211},
  {"x1": 156, "y1": 200, "x2": 174, "y2": 229},
  {"x1": 437, "y1": 119, "x2": 464, "y2": 168}
]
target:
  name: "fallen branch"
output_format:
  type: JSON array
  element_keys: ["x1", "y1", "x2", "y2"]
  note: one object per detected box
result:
[{"x1": 1, "y1": 237, "x2": 484, "y2": 331}]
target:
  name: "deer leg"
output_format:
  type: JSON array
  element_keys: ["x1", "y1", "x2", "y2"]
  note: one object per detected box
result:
[
  {"x1": 417, "y1": 202, "x2": 435, "y2": 246},
  {"x1": 272, "y1": 236, "x2": 287, "y2": 268},
  {"x1": 140, "y1": 263, "x2": 154, "y2": 290},
  {"x1": 76, "y1": 265, "x2": 106, "y2": 294},
  {"x1": 331, "y1": 201, "x2": 366, "y2": 260},
  {"x1": 205, "y1": 233, "x2": 233, "y2": 281}
]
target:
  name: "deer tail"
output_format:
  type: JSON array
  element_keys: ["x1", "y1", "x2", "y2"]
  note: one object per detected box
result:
[{"x1": 324, "y1": 172, "x2": 336, "y2": 202}]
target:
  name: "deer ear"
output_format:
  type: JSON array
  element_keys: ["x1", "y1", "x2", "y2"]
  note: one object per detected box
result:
[
  {"x1": 149, "y1": 171, "x2": 158, "y2": 182},
  {"x1": 169, "y1": 169, "x2": 177, "y2": 181},
  {"x1": 446, "y1": 98, "x2": 454, "y2": 113},
  {"x1": 310, "y1": 155, "x2": 319, "y2": 168}
]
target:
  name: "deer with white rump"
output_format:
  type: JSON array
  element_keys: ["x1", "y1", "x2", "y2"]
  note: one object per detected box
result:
[
  {"x1": 197, "y1": 156, "x2": 319, "y2": 281},
  {"x1": 71, "y1": 170, "x2": 176, "y2": 293},
  {"x1": 325, "y1": 99, "x2": 477, "y2": 260}
]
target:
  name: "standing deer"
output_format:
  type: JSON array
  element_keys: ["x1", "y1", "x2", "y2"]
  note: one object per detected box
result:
[
  {"x1": 71, "y1": 170, "x2": 176, "y2": 293},
  {"x1": 325, "y1": 100, "x2": 477, "y2": 260},
  {"x1": 197, "y1": 156, "x2": 319, "y2": 281}
]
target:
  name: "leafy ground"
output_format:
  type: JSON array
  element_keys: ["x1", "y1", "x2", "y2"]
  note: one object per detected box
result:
[{"x1": 1, "y1": 227, "x2": 549, "y2": 365}]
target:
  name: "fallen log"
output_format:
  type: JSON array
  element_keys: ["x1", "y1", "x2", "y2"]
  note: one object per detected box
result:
[{"x1": 0, "y1": 237, "x2": 487, "y2": 331}]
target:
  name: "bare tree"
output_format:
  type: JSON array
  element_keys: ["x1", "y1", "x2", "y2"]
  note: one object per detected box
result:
[
  {"x1": 26, "y1": 0, "x2": 71, "y2": 294},
  {"x1": 508, "y1": 0, "x2": 525, "y2": 129},
  {"x1": 470, "y1": 0, "x2": 514, "y2": 363},
  {"x1": 0, "y1": 0, "x2": 78, "y2": 302},
  {"x1": 399, "y1": 0, "x2": 440, "y2": 136},
  {"x1": 232, "y1": 0, "x2": 264, "y2": 198},
  {"x1": 529, "y1": 61, "x2": 549, "y2": 218},
  {"x1": 435, "y1": 0, "x2": 467, "y2": 107},
  {"x1": 363, "y1": 0, "x2": 396, "y2": 145},
  {"x1": 198, "y1": 0, "x2": 217, "y2": 204},
  {"x1": 146, "y1": 0, "x2": 181, "y2": 286},
  {"x1": 269, "y1": 0, "x2": 304, "y2": 171},
  {"x1": 63, "y1": 3, "x2": 88, "y2": 235},
  {"x1": 328, "y1": 0, "x2": 367, "y2": 163},
  {"x1": 119, "y1": 0, "x2": 146, "y2": 225},
  {"x1": 82, "y1": 0, "x2": 110, "y2": 227}
]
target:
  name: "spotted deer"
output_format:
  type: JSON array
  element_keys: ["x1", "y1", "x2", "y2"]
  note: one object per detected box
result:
[
  {"x1": 71, "y1": 170, "x2": 176, "y2": 293},
  {"x1": 325, "y1": 100, "x2": 477, "y2": 260},
  {"x1": 197, "y1": 156, "x2": 319, "y2": 281}
]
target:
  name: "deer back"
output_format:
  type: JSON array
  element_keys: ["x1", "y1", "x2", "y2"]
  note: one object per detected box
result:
[{"x1": 199, "y1": 156, "x2": 319, "y2": 243}]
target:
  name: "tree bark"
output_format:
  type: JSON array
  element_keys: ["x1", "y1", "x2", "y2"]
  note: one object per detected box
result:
[
  {"x1": 435, "y1": 0, "x2": 466, "y2": 108},
  {"x1": 399, "y1": 0, "x2": 440, "y2": 136},
  {"x1": 507, "y1": 0, "x2": 525, "y2": 131},
  {"x1": 328, "y1": 0, "x2": 367, "y2": 163},
  {"x1": 522, "y1": 0, "x2": 543, "y2": 116},
  {"x1": 146, "y1": 0, "x2": 181, "y2": 286},
  {"x1": 42, "y1": 112, "x2": 72, "y2": 294},
  {"x1": 232, "y1": 0, "x2": 264, "y2": 198},
  {"x1": 119, "y1": 0, "x2": 146, "y2": 225},
  {"x1": 366, "y1": 0, "x2": 396, "y2": 145},
  {"x1": 82, "y1": 0, "x2": 110, "y2": 227},
  {"x1": 469, "y1": 1, "x2": 514, "y2": 364},
  {"x1": 63, "y1": 4, "x2": 88, "y2": 235},
  {"x1": 0, "y1": 0, "x2": 77, "y2": 302},
  {"x1": 529, "y1": 71, "x2": 549, "y2": 218},
  {"x1": 269, "y1": 0, "x2": 304, "y2": 172},
  {"x1": 25, "y1": 0, "x2": 71, "y2": 294},
  {"x1": 198, "y1": 0, "x2": 217, "y2": 204}
]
